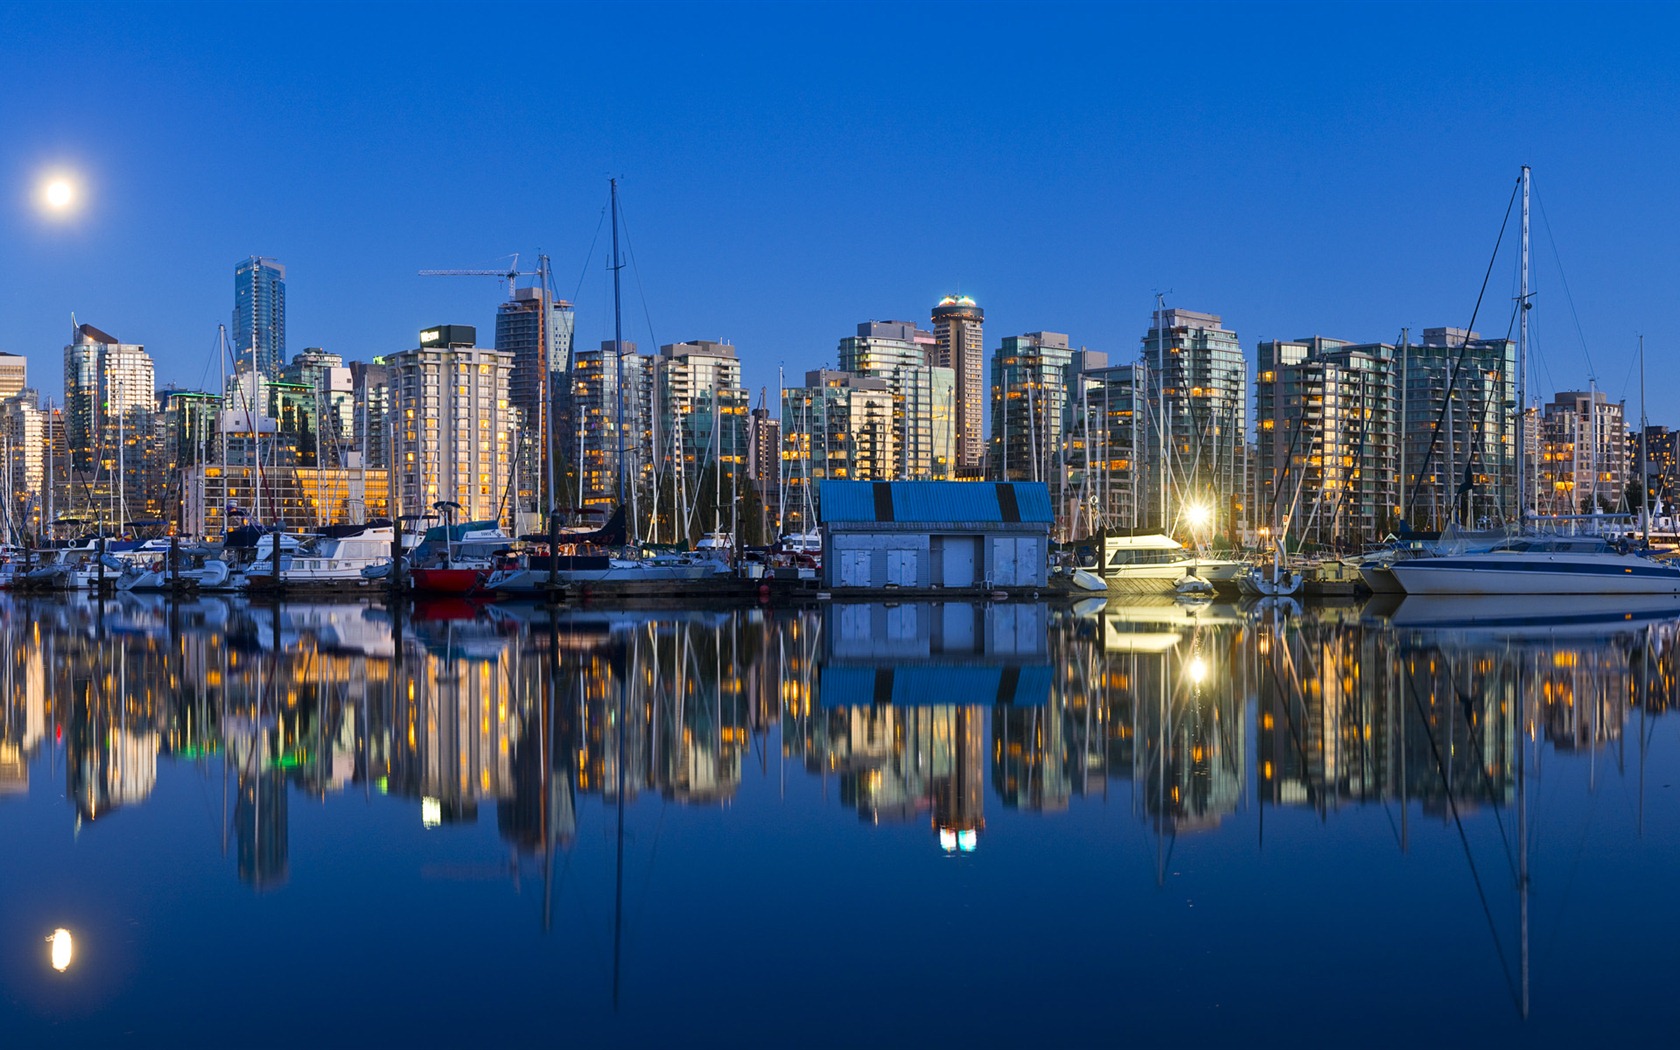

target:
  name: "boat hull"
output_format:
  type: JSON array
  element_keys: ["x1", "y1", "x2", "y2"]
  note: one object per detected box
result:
[
  {"x1": 1388, "y1": 552, "x2": 1680, "y2": 595},
  {"x1": 408, "y1": 566, "x2": 489, "y2": 596},
  {"x1": 1359, "y1": 564, "x2": 1404, "y2": 594}
]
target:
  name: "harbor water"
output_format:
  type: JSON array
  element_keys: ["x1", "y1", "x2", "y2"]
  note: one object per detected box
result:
[{"x1": 1, "y1": 594, "x2": 1677, "y2": 1046}]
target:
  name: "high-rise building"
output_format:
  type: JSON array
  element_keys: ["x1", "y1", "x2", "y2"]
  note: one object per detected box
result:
[
  {"x1": 1, "y1": 390, "x2": 45, "y2": 537},
  {"x1": 0, "y1": 353, "x2": 26, "y2": 400},
  {"x1": 1396, "y1": 327, "x2": 1518, "y2": 529},
  {"x1": 157, "y1": 388, "x2": 221, "y2": 469},
  {"x1": 1255, "y1": 337, "x2": 1398, "y2": 547},
  {"x1": 568, "y1": 340, "x2": 653, "y2": 512},
  {"x1": 1141, "y1": 308, "x2": 1249, "y2": 537},
  {"x1": 1071, "y1": 356, "x2": 1151, "y2": 532},
  {"x1": 931, "y1": 296, "x2": 985, "y2": 474},
  {"x1": 1537, "y1": 389, "x2": 1628, "y2": 515},
  {"x1": 351, "y1": 361, "x2": 392, "y2": 469},
  {"x1": 62, "y1": 324, "x2": 156, "y2": 520},
  {"x1": 281, "y1": 349, "x2": 354, "y2": 464},
  {"x1": 1637, "y1": 425, "x2": 1678, "y2": 510},
  {"x1": 778, "y1": 369, "x2": 894, "y2": 534},
  {"x1": 497, "y1": 288, "x2": 576, "y2": 520},
  {"x1": 837, "y1": 320, "x2": 955, "y2": 479},
  {"x1": 387, "y1": 325, "x2": 517, "y2": 524},
  {"x1": 747, "y1": 403, "x2": 781, "y2": 529},
  {"x1": 234, "y1": 257, "x2": 287, "y2": 377},
  {"x1": 989, "y1": 331, "x2": 1077, "y2": 489},
  {"x1": 653, "y1": 340, "x2": 749, "y2": 541}
]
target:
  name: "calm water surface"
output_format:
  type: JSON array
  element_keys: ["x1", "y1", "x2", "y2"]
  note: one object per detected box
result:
[{"x1": 2, "y1": 594, "x2": 1678, "y2": 1046}]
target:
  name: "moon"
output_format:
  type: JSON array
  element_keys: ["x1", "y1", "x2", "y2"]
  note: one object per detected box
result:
[
  {"x1": 48, "y1": 928, "x2": 73, "y2": 972},
  {"x1": 36, "y1": 173, "x2": 80, "y2": 217}
]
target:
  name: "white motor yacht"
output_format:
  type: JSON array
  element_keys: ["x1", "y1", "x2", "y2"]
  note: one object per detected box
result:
[{"x1": 1102, "y1": 532, "x2": 1246, "y2": 594}]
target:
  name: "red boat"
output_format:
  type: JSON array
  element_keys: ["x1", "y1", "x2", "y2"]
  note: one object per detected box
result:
[{"x1": 407, "y1": 566, "x2": 490, "y2": 596}]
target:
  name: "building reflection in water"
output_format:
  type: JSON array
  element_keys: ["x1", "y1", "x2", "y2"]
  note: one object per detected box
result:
[{"x1": 0, "y1": 592, "x2": 1677, "y2": 891}]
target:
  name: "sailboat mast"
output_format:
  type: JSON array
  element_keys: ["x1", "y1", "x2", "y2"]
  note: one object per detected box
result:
[
  {"x1": 609, "y1": 178, "x2": 633, "y2": 544},
  {"x1": 1640, "y1": 334, "x2": 1649, "y2": 546},
  {"x1": 1155, "y1": 294, "x2": 1168, "y2": 531},
  {"x1": 1517, "y1": 165, "x2": 1530, "y2": 526},
  {"x1": 542, "y1": 254, "x2": 557, "y2": 536}
]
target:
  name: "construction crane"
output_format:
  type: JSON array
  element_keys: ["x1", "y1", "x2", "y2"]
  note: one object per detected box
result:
[
  {"x1": 418, "y1": 252, "x2": 534, "y2": 284},
  {"x1": 417, "y1": 255, "x2": 561, "y2": 547}
]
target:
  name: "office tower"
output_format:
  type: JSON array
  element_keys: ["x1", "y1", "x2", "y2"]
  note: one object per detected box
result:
[
  {"x1": 156, "y1": 388, "x2": 220, "y2": 469},
  {"x1": 653, "y1": 340, "x2": 749, "y2": 540},
  {"x1": 837, "y1": 320, "x2": 955, "y2": 479},
  {"x1": 779, "y1": 369, "x2": 895, "y2": 534},
  {"x1": 62, "y1": 324, "x2": 156, "y2": 521},
  {"x1": 351, "y1": 361, "x2": 392, "y2": 469},
  {"x1": 234, "y1": 257, "x2": 286, "y2": 377},
  {"x1": 1071, "y1": 357, "x2": 1151, "y2": 532},
  {"x1": 1537, "y1": 389, "x2": 1628, "y2": 515},
  {"x1": 1637, "y1": 426, "x2": 1678, "y2": 509},
  {"x1": 0, "y1": 391, "x2": 45, "y2": 536},
  {"x1": 281, "y1": 349, "x2": 355, "y2": 464},
  {"x1": 497, "y1": 288, "x2": 575, "y2": 520},
  {"x1": 1255, "y1": 337, "x2": 1398, "y2": 547},
  {"x1": 498, "y1": 288, "x2": 576, "y2": 445},
  {"x1": 747, "y1": 403, "x2": 781, "y2": 533},
  {"x1": 931, "y1": 295, "x2": 985, "y2": 473},
  {"x1": 1396, "y1": 327, "x2": 1518, "y2": 529},
  {"x1": 0, "y1": 353, "x2": 26, "y2": 400},
  {"x1": 568, "y1": 340, "x2": 653, "y2": 512},
  {"x1": 387, "y1": 325, "x2": 517, "y2": 523},
  {"x1": 1140, "y1": 308, "x2": 1249, "y2": 536},
  {"x1": 988, "y1": 331, "x2": 1077, "y2": 489}
]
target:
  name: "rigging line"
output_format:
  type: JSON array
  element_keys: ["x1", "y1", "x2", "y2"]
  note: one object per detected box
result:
[
  {"x1": 196, "y1": 327, "x2": 219, "y2": 397},
  {"x1": 1405, "y1": 174, "x2": 1522, "y2": 522},
  {"x1": 1454, "y1": 300, "x2": 1522, "y2": 522},
  {"x1": 612, "y1": 192, "x2": 660, "y2": 354},
  {"x1": 1447, "y1": 650, "x2": 1520, "y2": 886},
  {"x1": 572, "y1": 205, "x2": 608, "y2": 306},
  {"x1": 1532, "y1": 184, "x2": 1597, "y2": 382},
  {"x1": 1402, "y1": 653, "x2": 1523, "y2": 1011}
]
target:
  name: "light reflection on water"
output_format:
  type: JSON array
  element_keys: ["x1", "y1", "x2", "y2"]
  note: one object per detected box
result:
[{"x1": 1, "y1": 592, "x2": 1678, "y2": 1045}]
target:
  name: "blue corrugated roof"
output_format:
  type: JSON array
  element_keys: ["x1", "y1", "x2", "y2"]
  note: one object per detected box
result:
[
  {"x1": 819, "y1": 664, "x2": 1051, "y2": 706},
  {"x1": 817, "y1": 480, "x2": 1053, "y2": 524}
]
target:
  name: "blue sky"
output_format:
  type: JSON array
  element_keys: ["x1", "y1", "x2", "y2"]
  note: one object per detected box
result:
[{"x1": 2, "y1": 1, "x2": 1677, "y2": 417}]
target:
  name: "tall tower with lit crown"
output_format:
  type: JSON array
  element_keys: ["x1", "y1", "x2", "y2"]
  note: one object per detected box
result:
[{"x1": 932, "y1": 295, "x2": 984, "y2": 472}]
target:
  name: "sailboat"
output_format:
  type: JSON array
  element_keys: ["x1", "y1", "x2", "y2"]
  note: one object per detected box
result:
[
  {"x1": 484, "y1": 181, "x2": 729, "y2": 601},
  {"x1": 1388, "y1": 167, "x2": 1680, "y2": 596}
]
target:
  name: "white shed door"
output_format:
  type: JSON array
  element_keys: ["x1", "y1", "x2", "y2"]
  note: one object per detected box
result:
[
  {"x1": 887, "y1": 549, "x2": 917, "y2": 586},
  {"x1": 1014, "y1": 538, "x2": 1040, "y2": 585},
  {"x1": 840, "y1": 550, "x2": 872, "y2": 588},
  {"x1": 992, "y1": 537, "x2": 1017, "y2": 586},
  {"x1": 942, "y1": 537, "x2": 976, "y2": 588}
]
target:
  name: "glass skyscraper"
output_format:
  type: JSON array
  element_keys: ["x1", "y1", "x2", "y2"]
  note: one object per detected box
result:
[{"x1": 234, "y1": 256, "x2": 287, "y2": 377}]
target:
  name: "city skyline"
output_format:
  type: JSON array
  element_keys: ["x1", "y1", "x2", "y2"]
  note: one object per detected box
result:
[{"x1": 4, "y1": 3, "x2": 1679, "y2": 417}]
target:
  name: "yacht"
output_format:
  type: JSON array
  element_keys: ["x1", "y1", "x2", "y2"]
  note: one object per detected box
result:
[
  {"x1": 1102, "y1": 531, "x2": 1246, "y2": 594},
  {"x1": 245, "y1": 523, "x2": 395, "y2": 591},
  {"x1": 485, "y1": 548, "x2": 726, "y2": 598},
  {"x1": 405, "y1": 520, "x2": 513, "y2": 596},
  {"x1": 1386, "y1": 534, "x2": 1680, "y2": 596}
]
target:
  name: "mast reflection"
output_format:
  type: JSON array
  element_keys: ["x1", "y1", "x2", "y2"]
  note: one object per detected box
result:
[{"x1": 0, "y1": 593, "x2": 1674, "y2": 883}]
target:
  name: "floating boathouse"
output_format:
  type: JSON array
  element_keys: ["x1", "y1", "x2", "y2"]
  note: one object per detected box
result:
[{"x1": 816, "y1": 480, "x2": 1053, "y2": 592}]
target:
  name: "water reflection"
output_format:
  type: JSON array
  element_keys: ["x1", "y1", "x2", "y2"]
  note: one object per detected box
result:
[
  {"x1": 2, "y1": 592, "x2": 1678, "y2": 1034},
  {"x1": 2, "y1": 595, "x2": 1675, "y2": 858}
]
